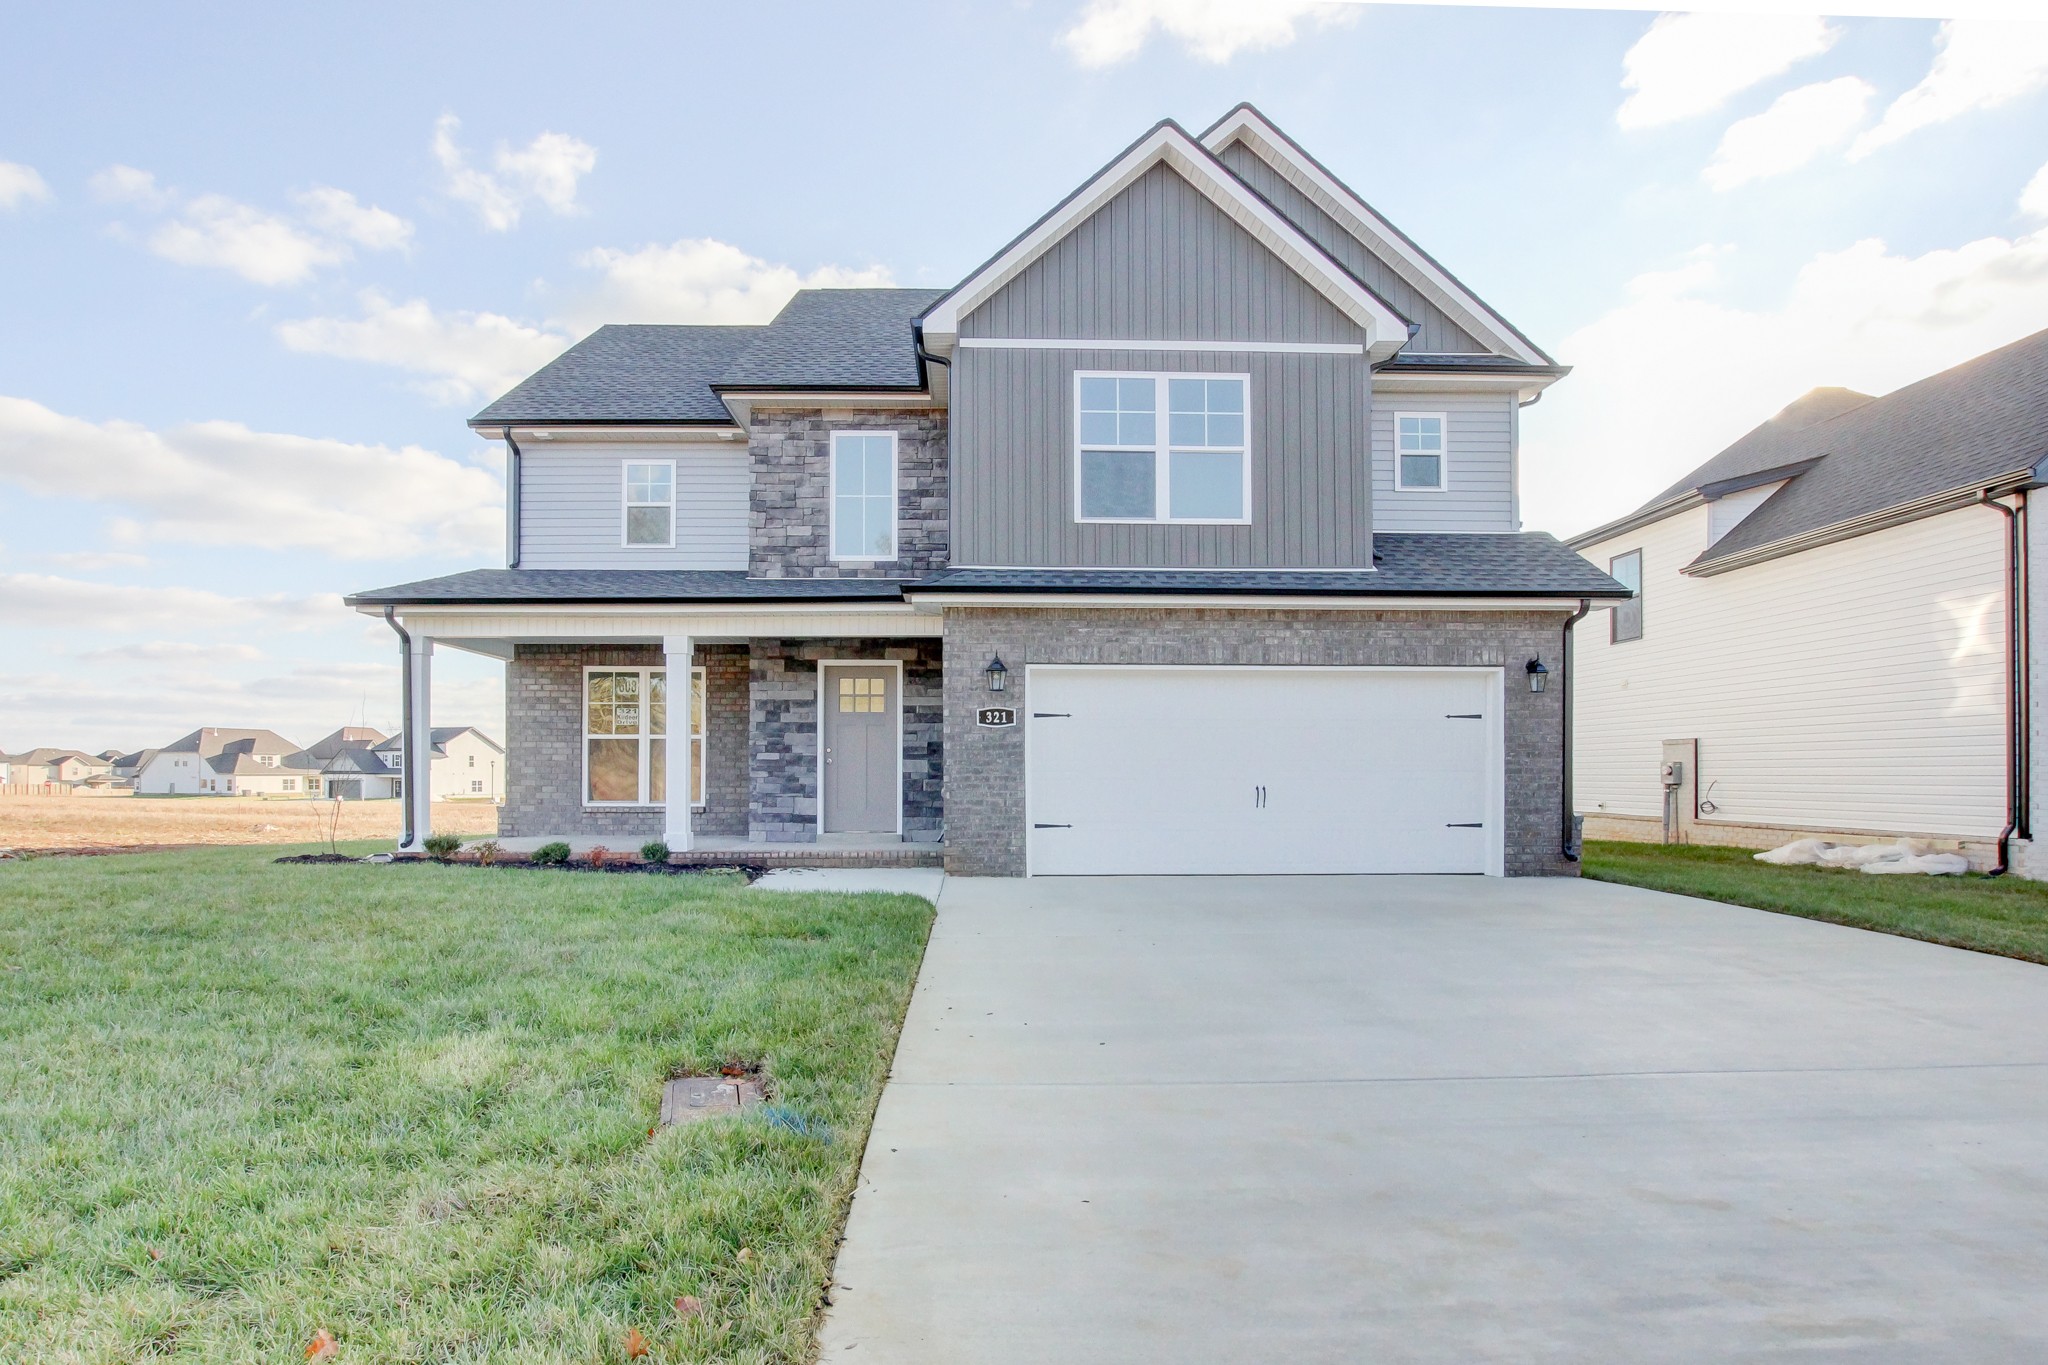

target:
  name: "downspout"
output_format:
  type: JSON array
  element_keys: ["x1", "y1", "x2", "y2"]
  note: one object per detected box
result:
[
  {"x1": 1982, "y1": 490, "x2": 2023, "y2": 874},
  {"x1": 1560, "y1": 597, "x2": 1593, "y2": 862},
  {"x1": 383, "y1": 606, "x2": 414, "y2": 850},
  {"x1": 501, "y1": 428, "x2": 523, "y2": 569}
]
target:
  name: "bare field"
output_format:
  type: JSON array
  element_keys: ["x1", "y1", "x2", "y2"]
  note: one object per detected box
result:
[{"x1": 0, "y1": 794, "x2": 498, "y2": 851}]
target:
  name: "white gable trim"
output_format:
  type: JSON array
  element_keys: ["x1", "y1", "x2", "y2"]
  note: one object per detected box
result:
[
  {"x1": 919, "y1": 123, "x2": 1409, "y2": 360},
  {"x1": 1200, "y1": 107, "x2": 1547, "y2": 367}
]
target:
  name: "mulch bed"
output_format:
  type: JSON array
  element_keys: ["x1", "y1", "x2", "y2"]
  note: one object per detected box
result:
[{"x1": 272, "y1": 853, "x2": 769, "y2": 881}]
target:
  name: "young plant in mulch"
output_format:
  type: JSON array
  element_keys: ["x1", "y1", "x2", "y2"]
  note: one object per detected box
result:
[
  {"x1": 470, "y1": 839, "x2": 501, "y2": 867},
  {"x1": 531, "y1": 841, "x2": 571, "y2": 866},
  {"x1": 641, "y1": 840, "x2": 671, "y2": 865},
  {"x1": 422, "y1": 833, "x2": 463, "y2": 860}
]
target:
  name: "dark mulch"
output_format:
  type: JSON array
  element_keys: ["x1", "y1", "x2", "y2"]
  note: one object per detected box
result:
[
  {"x1": 272, "y1": 852, "x2": 769, "y2": 881},
  {"x1": 272, "y1": 853, "x2": 361, "y2": 864}
]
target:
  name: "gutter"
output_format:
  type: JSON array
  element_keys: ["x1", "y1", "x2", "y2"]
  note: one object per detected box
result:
[
  {"x1": 1688, "y1": 470, "x2": 2038, "y2": 576},
  {"x1": 1981, "y1": 489, "x2": 2030, "y2": 875},
  {"x1": 382, "y1": 606, "x2": 415, "y2": 850},
  {"x1": 1560, "y1": 597, "x2": 1592, "y2": 861}
]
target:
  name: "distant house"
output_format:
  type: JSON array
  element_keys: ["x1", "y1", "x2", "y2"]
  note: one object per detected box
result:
[
  {"x1": 3, "y1": 748, "x2": 114, "y2": 788},
  {"x1": 369, "y1": 727, "x2": 503, "y2": 802},
  {"x1": 306, "y1": 747, "x2": 403, "y2": 801},
  {"x1": 111, "y1": 748, "x2": 159, "y2": 785},
  {"x1": 294, "y1": 727, "x2": 389, "y2": 762},
  {"x1": 134, "y1": 729, "x2": 302, "y2": 795}
]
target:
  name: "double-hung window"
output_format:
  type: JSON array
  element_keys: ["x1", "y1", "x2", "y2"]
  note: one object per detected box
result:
[
  {"x1": 584, "y1": 666, "x2": 707, "y2": 806},
  {"x1": 1610, "y1": 550, "x2": 1644, "y2": 643},
  {"x1": 622, "y1": 460, "x2": 675, "y2": 547},
  {"x1": 830, "y1": 432, "x2": 898, "y2": 560},
  {"x1": 1077, "y1": 372, "x2": 1249, "y2": 523},
  {"x1": 1394, "y1": 412, "x2": 1447, "y2": 491}
]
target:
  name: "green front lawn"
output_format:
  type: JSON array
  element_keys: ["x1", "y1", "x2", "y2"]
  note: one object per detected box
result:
[
  {"x1": 0, "y1": 844, "x2": 933, "y2": 1364},
  {"x1": 1583, "y1": 839, "x2": 2048, "y2": 965}
]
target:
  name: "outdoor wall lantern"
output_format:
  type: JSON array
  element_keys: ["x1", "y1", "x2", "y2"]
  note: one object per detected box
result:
[
  {"x1": 984, "y1": 654, "x2": 1009, "y2": 692},
  {"x1": 1525, "y1": 658, "x2": 1550, "y2": 693}
]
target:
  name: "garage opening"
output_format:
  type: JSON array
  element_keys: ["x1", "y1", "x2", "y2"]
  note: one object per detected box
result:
[{"x1": 1025, "y1": 665, "x2": 1503, "y2": 876}]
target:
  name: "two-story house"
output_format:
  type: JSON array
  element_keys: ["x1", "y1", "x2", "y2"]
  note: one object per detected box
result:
[{"x1": 349, "y1": 107, "x2": 1626, "y2": 876}]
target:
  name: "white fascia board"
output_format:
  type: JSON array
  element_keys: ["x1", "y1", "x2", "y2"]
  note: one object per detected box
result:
[
  {"x1": 920, "y1": 123, "x2": 1408, "y2": 358},
  {"x1": 480, "y1": 425, "x2": 747, "y2": 443},
  {"x1": 1372, "y1": 372, "x2": 1564, "y2": 399},
  {"x1": 1201, "y1": 107, "x2": 1547, "y2": 367}
]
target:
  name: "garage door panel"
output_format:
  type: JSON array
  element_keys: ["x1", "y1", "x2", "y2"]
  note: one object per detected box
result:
[{"x1": 1027, "y1": 667, "x2": 1500, "y2": 876}]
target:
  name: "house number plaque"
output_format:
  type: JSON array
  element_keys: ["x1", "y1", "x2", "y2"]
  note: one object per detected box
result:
[{"x1": 976, "y1": 707, "x2": 1018, "y2": 728}]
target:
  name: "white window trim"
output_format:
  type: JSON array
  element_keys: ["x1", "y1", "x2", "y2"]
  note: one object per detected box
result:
[
  {"x1": 1073, "y1": 370, "x2": 1253, "y2": 526},
  {"x1": 1392, "y1": 411, "x2": 1450, "y2": 493},
  {"x1": 828, "y1": 430, "x2": 900, "y2": 562},
  {"x1": 581, "y1": 664, "x2": 708, "y2": 808},
  {"x1": 620, "y1": 459, "x2": 677, "y2": 549},
  {"x1": 1609, "y1": 549, "x2": 1644, "y2": 644},
  {"x1": 816, "y1": 659, "x2": 905, "y2": 837}
]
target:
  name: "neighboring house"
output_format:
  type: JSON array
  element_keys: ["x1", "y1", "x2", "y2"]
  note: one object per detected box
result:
[
  {"x1": 309, "y1": 747, "x2": 403, "y2": 801},
  {"x1": 111, "y1": 748, "x2": 160, "y2": 785},
  {"x1": 348, "y1": 106, "x2": 1626, "y2": 875},
  {"x1": 368, "y1": 727, "x2": 503, "y2": 802},
  {"x1": 295, "y1": 727, "x2": 389, "y2": 762},
  {"x1": 134, "y1": 728, "x2": 302, "y2": 795},
  {"x1": 1567, "y1": 329, "x2": 2048, "y2": 873},
  {"x1": 4, "y1": 748, "x2": 114, "y2": 787}
]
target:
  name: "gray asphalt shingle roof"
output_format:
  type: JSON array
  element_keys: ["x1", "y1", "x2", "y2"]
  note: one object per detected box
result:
[
  {"x1": 719, "y1": 288, "x2": 946, "y2": 389},
  {"x1": 345, "y1": 570, "x2": 918, "y2": 606}
]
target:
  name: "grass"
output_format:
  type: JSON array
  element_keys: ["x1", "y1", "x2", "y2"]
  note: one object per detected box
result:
[
  {"x1": 1583, "y1": 839, "x2": 2048, "y2": 965},
  {"x1": 0, "y1": 842, "x2": 934, "y2": 1364}
]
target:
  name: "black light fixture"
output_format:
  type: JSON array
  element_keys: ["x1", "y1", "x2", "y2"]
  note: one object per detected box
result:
[
  {"x1": 984, "y1": 654, "x2": 1009, "y2": 692},
  {"x1": 1525, "y1": 657, "x2": 1550, "y2": 693}
]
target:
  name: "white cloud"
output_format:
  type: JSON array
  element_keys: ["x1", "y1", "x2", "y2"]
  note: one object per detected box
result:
[
  {"x1": 0, "y1": 161, "x2": 52, "y2": 210},
  {"x1": 1851, "y1": 20, "x2": 2048, "y2": 159},
  {"x1": 0, "y1": 574, "x2": 336, "y2": 634},
  {"x1": 1059, "y1": 0, "x2": 1361, "y2": 67},
  {"x1": 88, "y1": 164, "x2": 167, "y2": 206},
  {"x1": 1524, "y1": 220, "x2": 2048, "y2": 537},
  {"x1": 564, "y1": 237, "x2": 894, "y2": 331},
  {"x1": 39, "y1": 550, "x2": 150, "y2": 571},
  {"x1": 1702, "y1": 77, "x2": 1874, "y2": 191},
  {"x1": 0, "y1": 396, "x2": 503, "y2": 559},
  {"x1": 2023, "y1": 159, "x2": 2048, "y2": 219},
  {"x1": 433, "y1": 114, "x2": 597, "y2": 231},
  {"x1": 292, "y1": 186, "x2": 413, "y2": 252},
  {"x1": 1617, "y1": 13, "x2": 1837, "y2": 130},
  {"x1": 277, "y1": 291, "x2": 573, "y2": 404},
  {"x1": 75, "y1": 640, "x2": 266, "y2": 664}
]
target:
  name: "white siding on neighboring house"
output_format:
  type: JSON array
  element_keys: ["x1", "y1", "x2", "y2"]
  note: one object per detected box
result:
[
  {"x1": 518, "y1": 441, "x2": 749, "y2": 569},
  {"x1": 2027, "y1": 500, "x2": 2048, "y2": 868},
  {"x1": 1368, "y1": 387, "x2": 1517, "y2": 532},
  {"x1": 1574, "y1": 504, "x2": 2008, "y2": 837},
  {"x1": 1706, "y1": 481, "x2": 1787, "y2": 545}
]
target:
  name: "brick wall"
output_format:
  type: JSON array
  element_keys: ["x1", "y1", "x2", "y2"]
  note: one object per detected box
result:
[
  {"x1": 939, "y1": 606, "x2": 1577, "y2": 877},
  {"x1": 748, "y1": 407, "x2": 948, "y2": 577}
]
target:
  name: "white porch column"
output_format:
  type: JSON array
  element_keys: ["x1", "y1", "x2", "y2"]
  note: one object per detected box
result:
[
  {"x1": 664, "y1": 633, "x2": 694, "y2": 852},
  {"x1": 404, "y1": 633, "x2": 434, "y2": 851}
]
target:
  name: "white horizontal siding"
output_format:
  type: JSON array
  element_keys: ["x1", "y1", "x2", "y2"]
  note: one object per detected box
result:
[
  {"x1": 1369, "y1": 389, "x2": 1515, "y2": 532},
  {"x1": 1706, "y1": 481, "x2": 1786, "y2": 545},
  {"x1": 1574, "y1": 505, "x2": 2007, "y2": 837},
  {"x1": 519, "y1": 442, "x2": 748, "y2": 569}
]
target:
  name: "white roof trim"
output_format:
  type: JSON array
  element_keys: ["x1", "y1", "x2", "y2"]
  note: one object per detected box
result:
[
  {"x1": 920, "y1": 123, "x2": 1409, "y2": 360},
  {"x1": 1200, "y1": 107, "x2": 1547, "y2": 366}
]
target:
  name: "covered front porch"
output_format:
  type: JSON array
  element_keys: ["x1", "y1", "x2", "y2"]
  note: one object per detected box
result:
[{"x1": 383, "y1": 600, "x2": 943, "y2": 858}]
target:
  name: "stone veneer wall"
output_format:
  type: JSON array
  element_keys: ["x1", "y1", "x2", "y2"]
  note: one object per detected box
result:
[
  {"x1": 502, "y1": 643, "x2": 749, "y2": 841},
  {"x1": 748, "y1": 407, "x2": 948, "y2": 578},
  {"x1": 747, "y1": 639, "x2": 944, "y2": 843},
  {"x1": 940, "y1": 607, "x2": 1578, "y2": 878}
]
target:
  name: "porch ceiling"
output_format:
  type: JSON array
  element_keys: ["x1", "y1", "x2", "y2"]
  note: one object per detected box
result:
[{"x1": 377, "y1": 603, "x2": 941, "y2": 659}]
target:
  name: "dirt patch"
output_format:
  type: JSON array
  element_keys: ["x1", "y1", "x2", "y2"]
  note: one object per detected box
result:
[{"x1": 0, "y1": 794, "x2": 497, "y2": 851}]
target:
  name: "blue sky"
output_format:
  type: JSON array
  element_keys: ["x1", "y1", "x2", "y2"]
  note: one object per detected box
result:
[{"x1": 3, "y1": 1, "x2": 2046, "y2": 751}]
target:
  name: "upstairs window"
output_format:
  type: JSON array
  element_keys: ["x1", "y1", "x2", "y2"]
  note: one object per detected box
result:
[
  {"x1": 1394, "y1": 412, "x2": 1447, "y2": 491},
  {"x1": 1077, "y1": 373, "x2": 1249, "y2": 523},
  {"x1": 1610, "y1": 549, "x2": 1643, "y2": 643},
  {"x1": 831, "y1": 432, "x2": 898, "y2": 560},
  {"x1": 623, "y1": 460, "x2": 675, "y2": 547}
]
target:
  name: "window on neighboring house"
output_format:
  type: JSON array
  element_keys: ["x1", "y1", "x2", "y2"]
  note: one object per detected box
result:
[
  {"x1": 623, "y1": 460, "x2": 675, "y2": 547},
  {"x1": 282, "y1": 777, "x2": 297, "y2": 792},
  {"x1": 1394, "y1": 412, "x2": 1447, "y2": 491},
  {"x1": 467, "y1": 754, "x2": 475, "y2": 768},
  {"x1": 1610, "y1": 550, "x2": 1644, "y2": 643},
  {"x1": 830, "y1": 432, "x2": 898, "y2": 560},
  {"x1": 584, "y1": 666, "x2": 708, "y2": 807},
  {"x1": 470, "y1": 779, "x2": 484, "y2": 793},
  {"x1": 1076, "y1": 373, "x2": 1249, "y2": 523}
]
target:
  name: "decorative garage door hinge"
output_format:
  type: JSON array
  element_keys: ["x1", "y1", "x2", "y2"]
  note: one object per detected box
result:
[
  {"x1": 1445, "y1": 822, "x2": 1483, "y2": 828},
  {"x1": 1445, "y1": 713, "x2": 1483, "y2": 719},
  {"x1": 1033, "y1": 712, "x2": 1072, "y2": 718},
  {"x1": 1033, "y1": 823, "x2": 1072, "y2": 829}
]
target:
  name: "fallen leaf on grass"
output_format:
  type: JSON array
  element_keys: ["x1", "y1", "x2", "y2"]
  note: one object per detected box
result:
[
  {"x1": 675, "y1": 1295, "x2": 702, "y2": 1317},
  {"x1": 736, "y1": 1247, "x2": 754, "y2": 1264},
  {"x1": 306, "y1": 1328, "x2": 339, "y2": 1361},
  {"x1": 146, "y1": 1247, "x2": 163, "y2": 1262},
  {"x1": 623, "y1": 1327, "x2": 651, "y2": 1358}
]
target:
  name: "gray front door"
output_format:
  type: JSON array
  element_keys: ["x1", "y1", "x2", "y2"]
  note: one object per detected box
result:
[{"x1": 822, "y1": 665, "x2": 898, "y2": 834}]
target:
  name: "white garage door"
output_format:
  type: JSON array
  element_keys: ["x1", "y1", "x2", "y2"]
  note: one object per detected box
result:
[{"x1": 1026, "y1": 666, "x2": 1502, "y2": 876}]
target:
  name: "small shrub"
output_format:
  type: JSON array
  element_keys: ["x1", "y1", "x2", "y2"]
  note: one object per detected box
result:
[
  {"x1": 532, "y1": 841, "x2": 571, "y2": 866},
  {"x1": 422, "y1": 833, "x2": 462, "y2": 860},
  {"x1": 471, "y1": 839, "x2": 501, "y2": 867},
  {"x1": 640, "y1": 840, "x2": 671, "y2": 865},
  {"x1": 588, "y1": 845, "x2": 610, "y2": 869}
]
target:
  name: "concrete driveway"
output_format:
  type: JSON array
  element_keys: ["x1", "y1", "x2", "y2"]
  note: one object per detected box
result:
[{"x1": 818, "y1": 875, "x2": 2048, "y2": 1363}]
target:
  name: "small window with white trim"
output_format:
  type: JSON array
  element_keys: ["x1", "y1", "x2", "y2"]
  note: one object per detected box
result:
[
  {"x1": 1077, "y1": 372, "x2": 1249, "y2": 523},
  {"x1": 1394, "y1": 412, "x2": 1447, "y2": 491},
  {"x1": 622, "y1": 460, "x2": 675, "y2": 547},
  {"x1": 830, "y1": 431, "x2": 898, "y2": 560},
  {"x1": 1610, "y1": 550, "x2": 1643, "y2": 643},
  {"x1": 584, "y1": 666, "x2": 707, "y2": 806}
]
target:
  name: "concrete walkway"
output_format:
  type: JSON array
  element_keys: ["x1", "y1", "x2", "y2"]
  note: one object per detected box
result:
[{"x1": 819, "y1": 875, "x2": 2048, "y2": 1363}]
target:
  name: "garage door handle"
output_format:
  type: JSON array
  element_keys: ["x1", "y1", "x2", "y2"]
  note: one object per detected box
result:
[
  {"x1": 1033, "y1": 823, "x2": 1072, "y2": 829},
  {"x1": 1033, "y1": 712, "x2": 1071, "y2": 718},
  {"x1": 1446, "y1": 822, "x2": 1483, "y2": 828}
]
